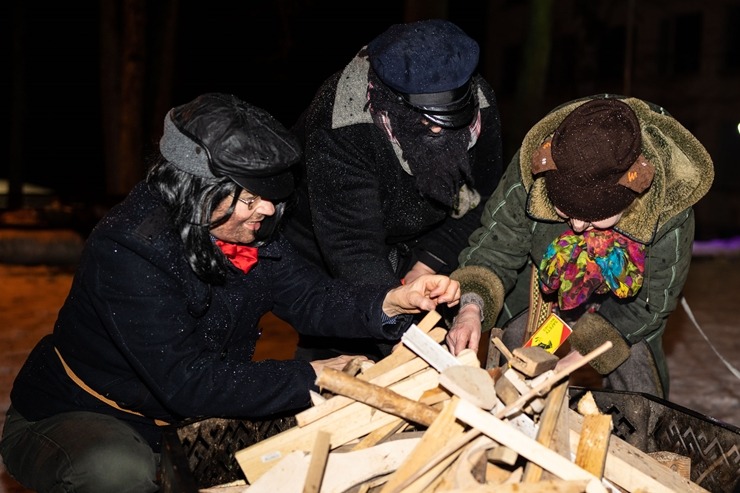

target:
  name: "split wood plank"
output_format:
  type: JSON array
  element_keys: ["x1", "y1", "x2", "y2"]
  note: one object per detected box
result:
[
  {"x1": 245, "y1": 436, "x2": 422, "y2": 493},
  {"x1": 568, "y1": 409, "x2": 709, "y2": 493},
  {"x1": 454, "y1": 399, "x2": 606, "y2": 492},
  {"x1": 235, "y1": 349, "x2": 479, "y2": 483},
  {"x1": 522, "y1": 380, "x2": 569, "y2": 483},
  {"x1": 361, "y1": 310, "x2": 441, "y2": 380},
  {"x1": 379, "y1": 397, "x2": 466, "y2": 493},
  {"x1": 302, "y1": 430, "x2": 330, "y2": 493},
  {"x1": 296, "y1": 327, "x2": 445, "y2": 427},
  {"x1": 574, "y1": 414, "x2": 612, "y2": 478}
]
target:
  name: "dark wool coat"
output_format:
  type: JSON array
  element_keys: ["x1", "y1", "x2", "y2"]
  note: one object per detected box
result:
[
  {"x1": 452, "y1": 96, "x2": 714, "y2": 397},
  {"x1": 283, "y1": 50, "x2": 505, "y2": 287},
  {"x1": 9, "y1": 182, "x2": 410, "y2": 450}
]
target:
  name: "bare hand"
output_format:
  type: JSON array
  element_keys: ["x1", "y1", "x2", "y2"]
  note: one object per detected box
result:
[
  {"x1": 309, "y1": 354, "x2": 371, "y2": 376},
  {"x1": 382, "y1": 274, "x2": 460, "y2": 317},
  {"x1": 446, "y1": 303, "x2": 482, "y2": 356}
]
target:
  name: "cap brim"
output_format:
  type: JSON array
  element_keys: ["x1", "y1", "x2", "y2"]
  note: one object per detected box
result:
[
  {"x1": 423, "y1": 104, "x2": 476, "y2": 129},
  {"x1": 230, "y1": 169, "x2": 295, "y2": 201},
  {"x1": 403, "y1": 82, "x2": 476, "y2": 129}
]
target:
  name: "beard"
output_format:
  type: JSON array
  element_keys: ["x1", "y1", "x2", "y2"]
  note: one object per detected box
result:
[{"x1": 367, "y1": 71, "x2": 474, "y2": 208}]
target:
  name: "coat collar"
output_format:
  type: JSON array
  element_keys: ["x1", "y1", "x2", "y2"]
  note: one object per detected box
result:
[{"x1": 520, "y1": 97, "x2": 714, "y2": 243}]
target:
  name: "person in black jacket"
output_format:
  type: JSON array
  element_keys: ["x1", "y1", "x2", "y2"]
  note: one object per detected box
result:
[
  {"x1": 0, "y1": 93, "x2": 460, "y2": 493},
  {"x1": 283, "y1": 19, "x2": 506, "y2": 360}
]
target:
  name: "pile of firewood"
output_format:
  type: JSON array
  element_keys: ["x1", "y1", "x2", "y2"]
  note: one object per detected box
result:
[{"x1": 204, "y1": 311, "x2": 706, "y2": 493}]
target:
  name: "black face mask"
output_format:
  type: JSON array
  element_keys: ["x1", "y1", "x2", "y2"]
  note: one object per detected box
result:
[{"x1": 367, "y1": 72, "x2": 474, "y2": 208}]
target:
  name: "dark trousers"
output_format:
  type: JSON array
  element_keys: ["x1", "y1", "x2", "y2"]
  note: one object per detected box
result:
[{"x1": 0, "y1": 406, "x2": 159, "y2": 493}]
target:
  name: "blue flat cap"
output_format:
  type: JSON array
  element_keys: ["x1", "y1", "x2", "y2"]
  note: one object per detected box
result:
[{"x1": 367, "y1": 19, "x2": 480, "y2": 128}]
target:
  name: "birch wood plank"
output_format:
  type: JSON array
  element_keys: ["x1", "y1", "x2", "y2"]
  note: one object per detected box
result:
[
  {"x1": 361, "y1": 310, "x2": 441, "y2": 380},
  {"x1": 302, "y1": 430, "x2": 330, "y2": 493}
]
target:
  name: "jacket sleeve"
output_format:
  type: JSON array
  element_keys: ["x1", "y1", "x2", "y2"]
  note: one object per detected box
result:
[
  {"x1": 453, "y1": 153, "x2": 535, "y2": 329},
  {"x1": 265, "y1": 237, "x2": 411, "y2": 341}
]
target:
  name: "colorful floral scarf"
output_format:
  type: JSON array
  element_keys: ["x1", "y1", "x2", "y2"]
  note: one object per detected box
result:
[{"x1": 539, "y1": 229, "x2": 646, "y2": 310}]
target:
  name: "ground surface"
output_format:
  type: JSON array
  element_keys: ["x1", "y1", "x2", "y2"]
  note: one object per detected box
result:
[{"x1": 1, "y1": 255, "x2": 738, "y2": 492}]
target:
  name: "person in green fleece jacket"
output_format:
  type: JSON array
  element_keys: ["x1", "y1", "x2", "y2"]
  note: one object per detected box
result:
[{"x1": 447, "y1": 95, "x2": 713, "y2": 398}]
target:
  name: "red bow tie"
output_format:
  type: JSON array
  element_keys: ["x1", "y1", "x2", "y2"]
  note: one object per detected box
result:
[{"x1": 215, "y1": 240, "x2": 259, "y2": 274}]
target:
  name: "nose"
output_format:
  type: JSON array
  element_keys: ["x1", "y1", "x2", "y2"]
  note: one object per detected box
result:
[
  {"x1": 255, "y1": 199, "x2": 276, "y2": 217},
  {"x1": 570, "y1": 219, "x2": 591, "y2": 232}
]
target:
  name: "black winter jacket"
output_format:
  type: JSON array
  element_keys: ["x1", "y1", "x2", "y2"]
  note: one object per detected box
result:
[
  {"x1": 9, "y1": 182, "x2": 410, "y2": 449},
  {"x1": 283, "y1": 50, "x2": 505, "y2": 286}
]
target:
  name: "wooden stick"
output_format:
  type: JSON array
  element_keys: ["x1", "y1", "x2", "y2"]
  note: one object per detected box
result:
[{"x1": 302, "y1": 430, "x2": 330, "y2": 493}]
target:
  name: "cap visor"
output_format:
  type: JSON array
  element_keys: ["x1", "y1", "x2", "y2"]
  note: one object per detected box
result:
[{"x1": 231, "y1": 170, "x2": 295, "y2": 201}]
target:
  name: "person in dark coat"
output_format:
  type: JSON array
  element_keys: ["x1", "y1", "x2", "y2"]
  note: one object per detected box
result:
[
  {"x1": 0, "y1": 93, "x2": 461, "y2": 493},
  {"x1": 447, "y1": 96, "x2": 713, "y2": 398},
  {"x1": 282, "y1": 19, "x2": 506, "y2": 360}
]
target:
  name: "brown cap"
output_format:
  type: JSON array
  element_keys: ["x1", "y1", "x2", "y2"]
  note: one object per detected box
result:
[{"x1": 531, "y1": 98, "x2": 655, "y2": 222}]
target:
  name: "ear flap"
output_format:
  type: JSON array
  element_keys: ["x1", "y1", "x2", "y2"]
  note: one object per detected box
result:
[
  {"x1": 617, "y1": 154, "x2": 655, "y2": 193},
  {"x1": 531, "y1": 138, "x2": 558, "y2": 175}
]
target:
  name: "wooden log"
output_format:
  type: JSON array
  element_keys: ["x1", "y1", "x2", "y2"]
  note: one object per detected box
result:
[
  {"x1": 439, "y1": 365, "x2": 497, "y2": 410},
  {"x1": 295, "y1": 327, "x2": 446, "y2": 427},
  {"x1": 315, "y1": 367, "x2": 439, "y2": 427}
]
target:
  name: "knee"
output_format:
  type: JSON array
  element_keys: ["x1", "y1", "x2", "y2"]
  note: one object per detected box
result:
[{"x1": 73, "y1": 436, "x2": 158, "y2": 493}]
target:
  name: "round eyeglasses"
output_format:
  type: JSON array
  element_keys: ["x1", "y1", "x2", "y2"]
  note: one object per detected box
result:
[{"x1": 232, "y1": 194, "x2": 261, "y2": 210}]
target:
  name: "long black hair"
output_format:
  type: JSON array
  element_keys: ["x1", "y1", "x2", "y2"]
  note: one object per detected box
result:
[{"x1": 146, "y1": 157, "x2": 287, "y2": 284}]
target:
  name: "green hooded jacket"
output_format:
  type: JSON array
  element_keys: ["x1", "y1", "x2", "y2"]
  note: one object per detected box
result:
[{"x1": 452, "y1": 95, "x2": 714, "y2": 396}]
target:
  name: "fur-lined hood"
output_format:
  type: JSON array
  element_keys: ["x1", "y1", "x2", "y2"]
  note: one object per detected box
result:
[{"x1": 520, "y1": 95, "x2": 714, "y2": 243}]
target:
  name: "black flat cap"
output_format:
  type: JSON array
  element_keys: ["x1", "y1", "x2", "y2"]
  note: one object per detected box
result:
[
  {"x1": 367, "y1": 19, "x2": 479, "y2": 128},
  {"x1": 159, "y1": 93, "x2": 300, "y2": 200}
]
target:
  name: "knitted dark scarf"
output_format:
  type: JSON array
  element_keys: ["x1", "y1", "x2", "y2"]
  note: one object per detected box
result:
[{"x1": 367, "y1": 70, "x2": 474, "y2": 208}]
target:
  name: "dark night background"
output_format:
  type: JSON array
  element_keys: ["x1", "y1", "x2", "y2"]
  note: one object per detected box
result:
[{"x1": 2, "y1": 1, "x2": 740, "y2": 239}]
